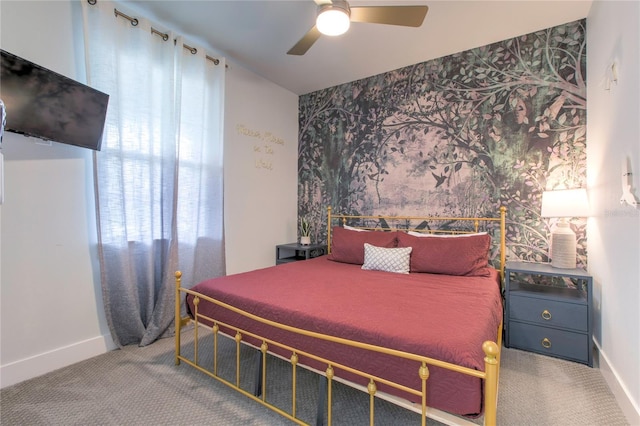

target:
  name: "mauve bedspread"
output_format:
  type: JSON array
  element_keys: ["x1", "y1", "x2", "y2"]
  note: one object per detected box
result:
[{"x1": 186, "y1": 256, "x2": 502, "y2": 416}]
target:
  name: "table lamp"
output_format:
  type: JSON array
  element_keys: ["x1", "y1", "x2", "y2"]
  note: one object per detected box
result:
[{"x1": 541, "y1": 188, "x2": 589, "y2": 269}]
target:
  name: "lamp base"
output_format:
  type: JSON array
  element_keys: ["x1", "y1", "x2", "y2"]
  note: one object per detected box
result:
[{"x1": 550, "y1": 222, "x2": 577, "y2": 269}]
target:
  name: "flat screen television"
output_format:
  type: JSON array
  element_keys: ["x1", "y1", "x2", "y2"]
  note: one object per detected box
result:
[{"x1": 0, "y1": 49, "x2": 109, "y2": 151}]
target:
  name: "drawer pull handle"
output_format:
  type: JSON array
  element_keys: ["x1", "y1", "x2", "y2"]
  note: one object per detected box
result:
[
  {"x1": 541, "y1": 309, "x2": 552, "y2": 320},
  {"x1": 541, "y1": 337, "x2": 552, "y2": 349}
]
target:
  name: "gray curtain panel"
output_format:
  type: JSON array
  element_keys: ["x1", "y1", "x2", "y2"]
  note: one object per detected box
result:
[{"x1": 83, "y1": 0, "x2": 226, "y2": 347}]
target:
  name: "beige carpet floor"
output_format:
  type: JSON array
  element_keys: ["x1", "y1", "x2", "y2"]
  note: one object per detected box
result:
[{"x1": 0, "y1": 328, "x2": 630, "y2": 426}]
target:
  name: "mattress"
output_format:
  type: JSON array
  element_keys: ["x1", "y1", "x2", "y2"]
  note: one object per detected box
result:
[{"x1": 186, "y1": 255, "x2": 502, "y2": 416}]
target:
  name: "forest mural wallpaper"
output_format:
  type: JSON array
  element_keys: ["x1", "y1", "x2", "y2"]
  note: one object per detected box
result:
[{"x1": 298, "y1": 19, "x2": 587, "y2": 267}]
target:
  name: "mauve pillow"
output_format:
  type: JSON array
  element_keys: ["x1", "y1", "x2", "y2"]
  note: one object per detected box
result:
[
  {"x1": 328, "y1": 227, "x2": 397, "y2": 265},
  {"x1": 397, "y1": 231, "x2": 491, "y2": 276}
]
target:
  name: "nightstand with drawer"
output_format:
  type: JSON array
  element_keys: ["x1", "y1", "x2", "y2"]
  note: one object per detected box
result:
[{"x1": 504, "y1": 261, "x2": 593, "y2": 367}]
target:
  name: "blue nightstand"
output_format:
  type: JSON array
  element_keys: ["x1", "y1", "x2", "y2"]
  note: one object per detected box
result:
[{"x1": 504, "y1": 261, "x2": 593, "y2": 367}]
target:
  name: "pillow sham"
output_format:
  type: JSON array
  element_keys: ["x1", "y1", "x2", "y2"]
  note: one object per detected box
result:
[
  {"x1": 328, "y1": 227, "x2": 397, "y2": 265},
  {"x1": 397, "y1": 231, "x2": 491, "y2": 276},
  {"x1": 361, "y1": 243, "x2": 412, "y2": 274},
  {"x1": 407, "y1": 231, "x2": 488, "y2": 238}
]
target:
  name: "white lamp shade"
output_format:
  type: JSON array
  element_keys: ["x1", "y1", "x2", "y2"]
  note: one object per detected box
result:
[
  {"x1": 316, "y1": 7, "x2": 350, "y2": 36},
  {"x1": 541, "y1": 188, "x2": 589, "y2": 218},
  {"x1": 541, "y1": 188, "x2": 588, "y2": 269}
]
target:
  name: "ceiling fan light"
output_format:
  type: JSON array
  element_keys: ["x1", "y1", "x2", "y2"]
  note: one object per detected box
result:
[{"x1": 316, "y1": 7, "x2": 350, "y2": 36}]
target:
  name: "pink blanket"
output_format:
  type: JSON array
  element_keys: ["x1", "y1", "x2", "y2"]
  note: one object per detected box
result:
[{"x1": 186, "y1": 256, "x2": 502, "y2": 416}]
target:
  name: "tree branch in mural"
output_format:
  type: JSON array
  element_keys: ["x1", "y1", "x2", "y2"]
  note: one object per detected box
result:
[
  {"x1": 390, "y1": 22, "x2": 585, "y2": 188},
  {"x1": 299, "y1": 83, "x2": 396, "y2": 240},
  {"x1": 298, "y1": 20, "x2": 587, "y2": 266}
]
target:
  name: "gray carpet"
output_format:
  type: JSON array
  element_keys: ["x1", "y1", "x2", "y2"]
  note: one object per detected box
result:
[{"x1": 1, "y1": 328, "x2": 629, "y2": 426}]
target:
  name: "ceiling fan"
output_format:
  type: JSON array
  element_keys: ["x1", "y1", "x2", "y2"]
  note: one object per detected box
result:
[{"x1": 287, "y1": 0, "x2": 429, "y2": 55}]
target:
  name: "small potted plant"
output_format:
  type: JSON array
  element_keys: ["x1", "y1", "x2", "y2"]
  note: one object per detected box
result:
[{"x1": 299, "y1": 217, "x2": 311, "y2": 245}]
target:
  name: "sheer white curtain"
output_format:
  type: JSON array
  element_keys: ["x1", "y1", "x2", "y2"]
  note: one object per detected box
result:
[{"x1": 82, "y1": 0, "x2": 225, "y2": 347}]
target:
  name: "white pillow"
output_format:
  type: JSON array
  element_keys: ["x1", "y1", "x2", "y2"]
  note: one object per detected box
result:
[
  {"x1": 361, "y1": 243, "x2": 412, "y2": 274},
  {"x1": 407, "y1": 231, "x2": 487, "y2": 238},
  {"x1": 344, "y1": 225, "x2": 368, "y2": 232}
]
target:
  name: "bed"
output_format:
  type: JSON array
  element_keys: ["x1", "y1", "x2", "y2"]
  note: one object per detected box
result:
[{"x1": 175, "y1": 207, "x2": 506, "y2": 426}]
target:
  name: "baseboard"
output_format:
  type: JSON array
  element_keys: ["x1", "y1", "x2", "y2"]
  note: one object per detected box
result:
[
  {"x1": 0, "y1": 333, "x2": 117, "y2": 389},
  {"x1": 595, "y1": 342, "x2": 640, "y2": 425}
]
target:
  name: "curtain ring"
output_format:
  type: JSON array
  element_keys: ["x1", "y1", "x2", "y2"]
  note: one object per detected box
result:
[
  {"x1": 181, "y1": 43, "x2": 198, "y2": 55},
  {"x1": 87, "y1": 0, "x2": 97, "y2": 5},
  {"x1": 114, "y1": 8, "x2": 139, "y2": 26},
  {"x1": 152, "y1": 28, "x2": 169, "y2": 41}
]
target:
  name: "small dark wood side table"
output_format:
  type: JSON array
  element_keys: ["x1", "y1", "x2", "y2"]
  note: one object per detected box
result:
[
  {"x1": 504, "y1": 260, "x2": 593, "y2": 367},
  {"x1": 275, "y1": 243, "x2": 327, "y2": 265}
]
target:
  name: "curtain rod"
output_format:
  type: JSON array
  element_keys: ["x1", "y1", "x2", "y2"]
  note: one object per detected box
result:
[{"x1": 87, "y1": 0, "x2": 220, "y2": 66}]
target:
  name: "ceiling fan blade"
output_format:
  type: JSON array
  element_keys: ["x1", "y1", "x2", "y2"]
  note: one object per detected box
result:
[
  {"x1": 350, "y1": 5, "x2": 429, "y2": 27},
  {"x1": 287, "y1": 25, "x2": 322, "y2": 55}
]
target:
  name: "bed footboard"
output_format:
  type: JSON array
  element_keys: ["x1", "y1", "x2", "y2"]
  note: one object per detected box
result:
[{"x1": 174, "y1": 271, "x2": 500, "y2": 426}]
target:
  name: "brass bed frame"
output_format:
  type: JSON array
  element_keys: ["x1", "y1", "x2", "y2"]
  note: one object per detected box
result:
[{"x1": 175, "y1": 206, "x2": 507, "y2": 426}]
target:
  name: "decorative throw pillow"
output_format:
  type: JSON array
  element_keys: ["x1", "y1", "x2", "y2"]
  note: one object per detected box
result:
[
  {"x1": 397, "y1": 231, "x2": 491, "y2": 276},
  {"x1": 362, "y1": 243, "x2": 412, "y2": 274},
  {"x1": 327, "y1": 227, "x2": 397, "y2": 265}
]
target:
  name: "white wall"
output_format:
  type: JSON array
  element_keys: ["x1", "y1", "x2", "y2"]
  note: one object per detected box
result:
[
  {"x1": 224, "y1": 64, "x2": 299, "y2": 274},
  {"x1": 0, "y1": 0, "x2": 112, "y2": 388},
  {"x1": 587, "y1": 1, "x2": 640, "y2": 423},
  {"x1": 0, "y1": 0, "x2": 298, "y2": 387}
]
